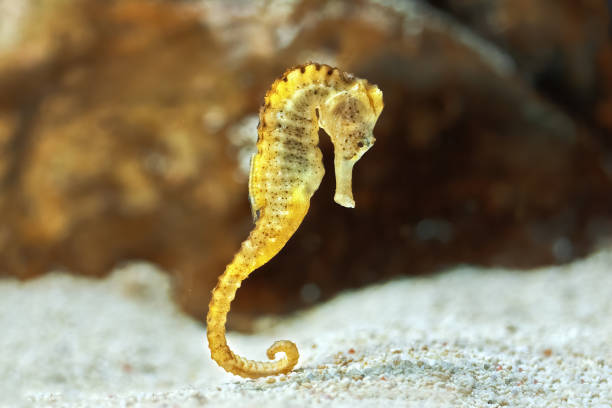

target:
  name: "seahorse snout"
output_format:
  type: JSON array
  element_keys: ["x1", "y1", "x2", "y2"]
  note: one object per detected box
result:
[{"x1": 334, "y1": 157, "x2": 356, "y2": 208}]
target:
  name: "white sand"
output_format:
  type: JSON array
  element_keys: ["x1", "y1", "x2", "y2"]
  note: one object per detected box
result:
[{"x1": 1, "y1": 253, "x2": 611, "y2": 408}]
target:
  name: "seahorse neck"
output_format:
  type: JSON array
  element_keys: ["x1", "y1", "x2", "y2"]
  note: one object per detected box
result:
[{"x1": 260, "y1": 83, "x2": 333, "y2": 143}]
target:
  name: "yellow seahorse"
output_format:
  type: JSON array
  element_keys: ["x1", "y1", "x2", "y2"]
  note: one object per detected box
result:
[{"x1": 206, "y1": 63, "x2": 384, "y2": 378}]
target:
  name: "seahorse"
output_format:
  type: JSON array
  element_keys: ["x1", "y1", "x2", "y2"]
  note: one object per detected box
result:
[{"x1": 206, "y1": 63, "x2": 384, "y2": 378}]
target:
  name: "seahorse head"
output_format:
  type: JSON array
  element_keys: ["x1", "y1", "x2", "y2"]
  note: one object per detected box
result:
[{"x1": 319, "y1": 80, "x2": 384, "y2": 208}]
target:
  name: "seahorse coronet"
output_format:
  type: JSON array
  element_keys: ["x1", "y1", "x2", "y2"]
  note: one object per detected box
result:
[{"x1": 206, "y1": 62, "x2": 384, "y2": 378}]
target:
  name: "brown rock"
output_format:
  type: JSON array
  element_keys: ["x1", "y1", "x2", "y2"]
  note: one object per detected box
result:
[
  {"x1": 426, "y1": 0, "x2": 612, "y2": 127},
  {"x1": 0, "y1": 0, "x2": 610, "y2": 324}
]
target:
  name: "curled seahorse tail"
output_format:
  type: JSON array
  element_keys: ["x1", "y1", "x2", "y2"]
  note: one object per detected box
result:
[
  {"x1": 206, "y1": 229, "x2": 300, "y2": 378},
  {"x1": 230, "y1": 340, "x2": 298, "y2": 378},
  {"x1": 266, "y1": 340, "x2": 299, "y2": 372}
]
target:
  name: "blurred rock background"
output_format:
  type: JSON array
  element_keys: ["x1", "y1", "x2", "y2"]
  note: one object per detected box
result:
[{"x1": 0, "y1": 0, "x2": 610, "y2": 327}]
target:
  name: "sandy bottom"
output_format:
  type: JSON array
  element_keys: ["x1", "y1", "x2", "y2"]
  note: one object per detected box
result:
[{"x1": 1, "y1": 252, "x2": 611, "y2": 407}]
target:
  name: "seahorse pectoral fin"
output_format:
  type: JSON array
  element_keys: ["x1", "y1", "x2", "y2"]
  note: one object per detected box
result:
[
  {"x1": 333, "y1": 156, "x2": 357, "y2": 208},
  {"x1": 248, "y1": 153, "x2": 263, "y2": 222}
]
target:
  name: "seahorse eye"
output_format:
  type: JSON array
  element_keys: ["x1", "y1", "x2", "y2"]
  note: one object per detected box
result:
[{"x1": 357, "y1": 141, "x2": 364, "y2": 148}]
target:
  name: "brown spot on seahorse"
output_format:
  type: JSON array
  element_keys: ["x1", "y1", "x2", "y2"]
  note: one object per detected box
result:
[{"x1": 206, "y1": 63, "x2": 384, "y2": 378}]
